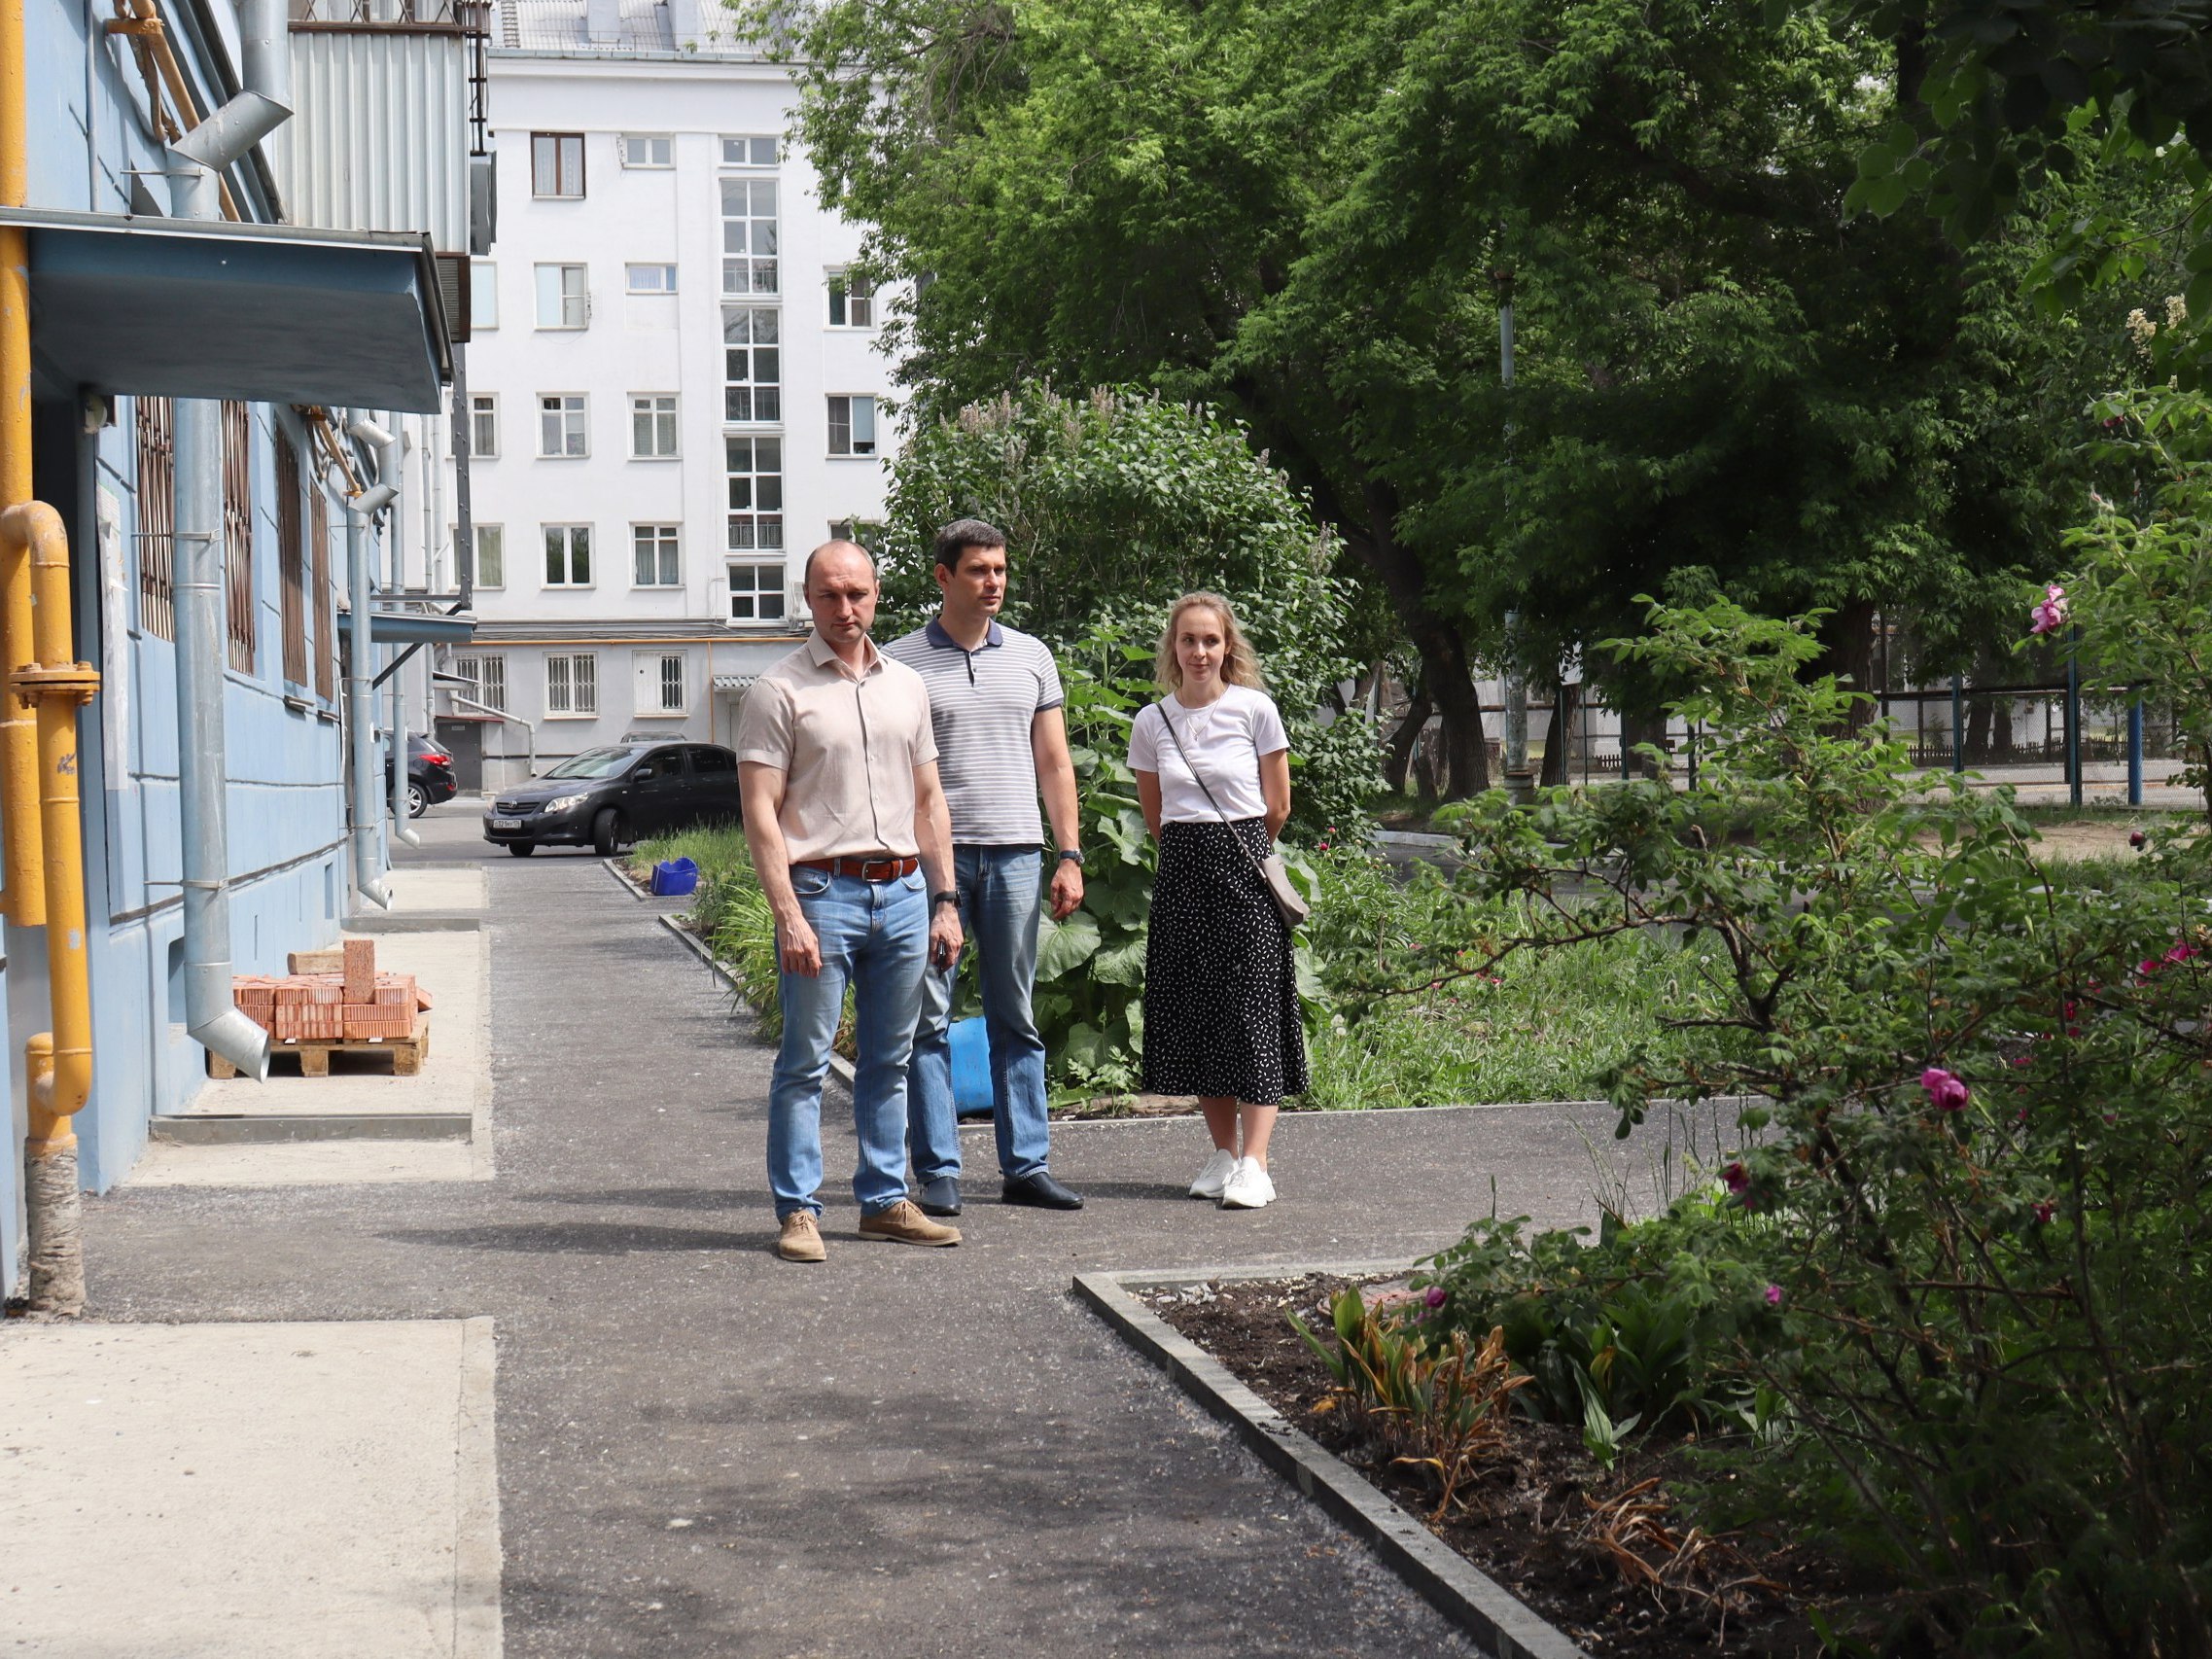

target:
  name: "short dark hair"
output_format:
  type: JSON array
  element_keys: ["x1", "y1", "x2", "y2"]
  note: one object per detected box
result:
[{"x1": 932, "y1": 517, "x2": 1006, "y2": 574}]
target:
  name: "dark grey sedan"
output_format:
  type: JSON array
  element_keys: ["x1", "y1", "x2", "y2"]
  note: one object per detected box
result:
[{"x1": 482, "y1": 742, "x2": 742, "y2": 857}]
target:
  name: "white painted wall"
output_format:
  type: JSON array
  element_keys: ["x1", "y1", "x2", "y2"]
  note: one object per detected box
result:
[{"x1": 452, "y1": 49, "x2": 900, "y2": 760}]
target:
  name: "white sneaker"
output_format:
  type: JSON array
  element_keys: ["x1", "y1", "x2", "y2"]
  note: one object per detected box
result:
[
  {"x1": 1188, "y1": 1147, "x2": 1238, "y2": 1200},
  {"x1": 1219, "y1": 1157, "x2": 1276, "y2": 1210}
]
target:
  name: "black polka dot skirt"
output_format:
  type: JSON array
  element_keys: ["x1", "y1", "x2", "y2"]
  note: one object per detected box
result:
[{"x1": 1141, "y1": 818, "x2": 1308, "y2": 1104}]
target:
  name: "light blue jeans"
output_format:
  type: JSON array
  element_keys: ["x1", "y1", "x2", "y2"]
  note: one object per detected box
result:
[
  {"x1": 767, "y1": 865, "x2": 929, "y2": 1219},
  {"x1": 909, "y1": 845, "x2": 1051, "y2": 1182}
]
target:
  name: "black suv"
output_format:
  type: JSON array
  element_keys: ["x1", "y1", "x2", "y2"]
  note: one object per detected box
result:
[
  {"x1": 388, "y1": 733, "x2": 459, "y2": 818},
  {"x1": 482, "y1": 742, "x2": 742, "y2": 857}
]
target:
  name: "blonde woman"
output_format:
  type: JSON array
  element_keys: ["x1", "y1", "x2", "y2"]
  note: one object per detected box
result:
[{"x1": 1127, "y1": 593, "x2": 1307, "y2": 1210}]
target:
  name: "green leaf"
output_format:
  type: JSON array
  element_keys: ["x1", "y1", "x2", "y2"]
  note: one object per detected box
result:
[{"x1": 1036, "y1": 910, "x2": 1102, "y2": 979}]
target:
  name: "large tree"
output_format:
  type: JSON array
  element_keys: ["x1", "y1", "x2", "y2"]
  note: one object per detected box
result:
[{"x1": 762, "y1": 0, "x2": 2123, "y2": 783}]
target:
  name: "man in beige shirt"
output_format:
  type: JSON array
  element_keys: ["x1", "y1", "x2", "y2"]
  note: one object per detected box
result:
[{"x1": 737, "y1": 542, "x2": 965, "y2": 1262}]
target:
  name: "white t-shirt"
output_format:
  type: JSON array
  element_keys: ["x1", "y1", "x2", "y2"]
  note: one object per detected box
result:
[{"x1": 1127, "y1": 687, "x2": 1290, "y2": 824}]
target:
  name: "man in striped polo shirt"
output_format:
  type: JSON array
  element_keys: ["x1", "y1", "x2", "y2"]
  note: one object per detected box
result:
[{"x1": 886, "y1": 518, "x2": 1087, "y2": 1215}]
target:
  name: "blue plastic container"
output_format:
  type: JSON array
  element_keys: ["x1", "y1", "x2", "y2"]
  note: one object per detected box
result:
[
  {"x1": 650, "y1": 856, "x2": 700, "y2": 897},
  {"x1": 950, "y1": 1015, "x2": 995, "y2": 1116}
]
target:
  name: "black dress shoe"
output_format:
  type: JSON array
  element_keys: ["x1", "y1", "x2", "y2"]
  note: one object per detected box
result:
[
  {"x1": 1001, "y1": 1171, "x2": 1084, "y2": 1210},
  {"x1": 917, "y1": 1176, "x2": 962, "y2": 1218}
]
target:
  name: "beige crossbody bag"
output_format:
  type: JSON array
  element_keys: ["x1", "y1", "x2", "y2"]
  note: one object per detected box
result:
[{"x1": 1157, "y1": 701, "x2": 1311, "y2": 929}]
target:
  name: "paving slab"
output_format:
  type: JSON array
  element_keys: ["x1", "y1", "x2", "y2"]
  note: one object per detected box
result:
[
  {"x1": 390, "y1": 867, "x2": 491, "y2": 912},
  {"x1": 72, "y1": 841, "x2": 1756, "y2": 1657},
  {"x1": 0, "y1": 1317, "x2": 499, "y2": 1659}
]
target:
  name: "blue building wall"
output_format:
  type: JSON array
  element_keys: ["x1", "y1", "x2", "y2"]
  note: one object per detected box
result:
[{"x1": 5, "y1": 0, "x2": 391, "y2": 1286}]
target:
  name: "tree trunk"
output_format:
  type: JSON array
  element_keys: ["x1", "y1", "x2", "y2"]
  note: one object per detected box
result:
[
  {"x1": 1820, "y1": 599, "x2": 1880, "y2": 727},
  {"x1": 1384, "y1": 682, "x2": 1432, "y2": 794},
  {"x1": 1539, "y1": 681, "x2": 1574, "y2": 787},
  {"x1": 1621, "y1": 706, "x2": 1668, "y2": 779},
  {"x1": 1965, "y1": 692, "x2": 1990, "y2": 766}
]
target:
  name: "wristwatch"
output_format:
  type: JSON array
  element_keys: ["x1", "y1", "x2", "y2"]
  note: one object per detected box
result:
[
  {"x1": 931, "y1": 890, "x2": 960, "y2": 910},
  {"x1": 1057, "y1": 849, "x2": 1084, "y2": 868}
]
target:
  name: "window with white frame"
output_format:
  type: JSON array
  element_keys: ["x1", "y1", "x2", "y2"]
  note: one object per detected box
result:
[
  {"x1": 635, "y1": 651, "x2": 686, "y2": 716},
  {"x1": 546, "y1": 652, "x2": 597, "y2": 716},
  {"x1": 827, "y1": 395, "x2": 878, "y2": 457},
  {"x1": 534, "y1": 264, "x2": 588, "y2": 329},
  {"x1": 626, "y1": 263, "x2": 677, "y2": 294},
  {"x1": 470, "y1": 523, "x2": 505, "y2": 588},
  {"x1": 720, "y1": 134, "x2": 779, "y2": 167},
  {"x1": 633, "y1": 523, "x2": 680, "y2": 586},
  {"x1": 630, "y1": 395, "x2": 678, "y2": 458},
  {"x1": 619, "y1": 133, "x2": 673, "y2": 167},
  {"x1": 470, "y1": 394, "x2": 498, "y2": 457},
  {"x1": 539, "y1": 395, "x2": 586, "y2": 457},
  {"x1": 827, "y1": 270, "x2": 874, "y2": 329},
  {"x1": 532, "y1": 132, "x2": 585, "y2": 197},
  {"x1": 726, "y1": 561, "x2": 787, "y2": 625},
  {"x1": 720, "y1": 178, "x2": 778, "y2": 295},
  {"x1": 725, "y1": 437, "x2": 783, "y2": 553},
  {"x1": 543, "y1": 523, "x2": 592, "y2": 587},
  {"x1": 452, "y1": 653, "x2": 508, "y2": 711},
  {"x1": 721, "y1": 307, "x2": 780, "y2": 422},
  {"x1": 470, "y1": 260, "x2": 498, "y2": 331}
]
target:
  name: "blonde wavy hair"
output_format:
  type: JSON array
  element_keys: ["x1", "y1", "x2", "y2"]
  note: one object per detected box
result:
[{"x1": 1155, "y1": 592, "x2": 1266, "y2": 693}]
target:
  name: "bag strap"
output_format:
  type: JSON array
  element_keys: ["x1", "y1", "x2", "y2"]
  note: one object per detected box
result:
[{"x1": 1157, "y1": 700, "x2": 1276, "y2": 885}]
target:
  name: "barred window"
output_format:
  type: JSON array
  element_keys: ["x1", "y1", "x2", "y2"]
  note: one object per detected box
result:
[
  {"x1": 546, "y1": 652, "x2": 596, "y2": 716},
  {"x1": 453, "y1": 653, "x2": 507, "y2": 712},
  {"x1": 277, "y1": 428, "x2": 308, "y2": 687},
  {"x1": 223, "y1": 401, "x2": 255, "y2": 673},
  {"x1": 134, "y1": 397, "x2": 176, "y2": 641}
]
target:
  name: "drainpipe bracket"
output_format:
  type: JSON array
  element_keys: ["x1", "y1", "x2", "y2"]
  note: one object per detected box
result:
[{"x1": 10, "y1": 662, "x2": 101, "y2": 708}]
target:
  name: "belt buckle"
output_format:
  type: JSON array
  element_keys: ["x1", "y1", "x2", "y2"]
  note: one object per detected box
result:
[{"x1": 862, "y1": 857, "x2": 894, "y2": 882}]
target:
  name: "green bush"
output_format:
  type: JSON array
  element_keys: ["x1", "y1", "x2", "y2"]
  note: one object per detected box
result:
[{"x1": 1391, "y1": 597, "x2": 2212, "y2": 1652}]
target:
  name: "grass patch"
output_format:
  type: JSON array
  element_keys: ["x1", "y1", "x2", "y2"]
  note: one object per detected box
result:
[{"x1": 1303, "y1": 924, "x2": 1723, "y2": 1110}]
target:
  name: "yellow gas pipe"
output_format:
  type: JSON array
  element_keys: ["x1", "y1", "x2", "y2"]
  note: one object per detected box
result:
[
  {"x1": 7, "y1": 504, "x2": 100, "y2": 1149},
  {"x1": 1, "y1": 0, "x2": 46, "y2": 926}
]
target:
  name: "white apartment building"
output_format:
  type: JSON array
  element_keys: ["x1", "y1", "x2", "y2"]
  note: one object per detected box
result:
[{"x1": 442, "y1": 0, "x2": 896, "y2": 776}]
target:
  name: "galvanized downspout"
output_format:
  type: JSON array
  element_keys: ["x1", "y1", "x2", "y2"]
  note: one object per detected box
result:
[
  {"x1": 388, "y1": 423, "x2": 417, "y2": 849},
  {"x1": 340, "y1": 425, "x2": 397, "y2": 909},
  {"x1": 163, "y1": 0, "x2": 290, "y2": 1082}
]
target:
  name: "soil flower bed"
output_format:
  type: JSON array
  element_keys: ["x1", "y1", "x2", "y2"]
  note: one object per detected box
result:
[{"x1": 1145, "y1": 1273, "x2": 1840, "y2": 1658}]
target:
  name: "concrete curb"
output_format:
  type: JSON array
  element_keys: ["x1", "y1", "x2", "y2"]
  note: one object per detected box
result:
[
  {"x1": 603, "y1": 857, "x2": 656, "y2": 902},
  {"x1": 346, "y1": 911, "x2": 484, "y2": 934},
  {"x1": 454, "y1": 1317, "x2": 504, "y2": 1659},
  {"x1": 1074, "y1": 1264, "x2": 1592, "y2": 1659},
  {"x1": 150, "y1": 1112, "x2": 474, "y2": 1145},
  {"x1": 655, "y1": 912, "x2": 857, "y2": 1090}
]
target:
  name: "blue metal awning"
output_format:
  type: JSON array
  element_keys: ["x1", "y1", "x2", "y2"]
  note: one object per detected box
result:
[{"x1": 0, "y1": 206, "x2": 449, "y2": 411}]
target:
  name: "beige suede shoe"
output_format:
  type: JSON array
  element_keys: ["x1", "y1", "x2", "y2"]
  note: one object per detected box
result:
[
  {"x1": 776, "y1": 1211, "x2": 827, "y2": 1262},
  {"x1": 858, "y1": 1199, "x2": 962, "y2": 1248}
]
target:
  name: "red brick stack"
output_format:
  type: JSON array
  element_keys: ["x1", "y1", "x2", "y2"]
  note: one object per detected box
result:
[{"x1": 229, "y1": 938, "x2": 434, "y2": 1046}]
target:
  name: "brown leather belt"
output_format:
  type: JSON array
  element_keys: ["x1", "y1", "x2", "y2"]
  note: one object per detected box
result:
[{"x1": 794, "y1": 854, "x2": 919, "y2": 881}]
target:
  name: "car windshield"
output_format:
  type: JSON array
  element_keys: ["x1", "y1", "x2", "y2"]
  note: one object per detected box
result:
[{"x1": 541, "y1": 748, "x2": 635, "y2": 781}]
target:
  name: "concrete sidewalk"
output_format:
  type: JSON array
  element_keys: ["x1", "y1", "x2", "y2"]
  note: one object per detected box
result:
[{"x1": 43, "y1": 807, "x2": 1729, "y2": 1657}]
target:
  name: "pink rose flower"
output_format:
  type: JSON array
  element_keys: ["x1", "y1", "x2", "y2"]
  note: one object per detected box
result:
[
  {"x1": 2029, "y1": 583, "x2": 2068, "y2": 637},
  {"x1": 2030, "y1": 1201, "x2": 2055, "y2": 1225},
  {"x1": 1921, "y1": 1066, "x2": 1970, "y2": 1112},
  {"x1": 1424, "y1": 1287, "x2": 1448, "y2": 1309},
  {"x1": 1721, "y1": 1162, "x2": 1749, "y2": 1193},
  {"x1": 1764, "y1": 1285, "x2": 1783, "y2": 1307}
]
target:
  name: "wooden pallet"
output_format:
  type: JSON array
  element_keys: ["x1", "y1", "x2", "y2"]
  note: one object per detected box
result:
[{"x1": 211, "y1": 1014, "x2": 432, "y2": 1079}]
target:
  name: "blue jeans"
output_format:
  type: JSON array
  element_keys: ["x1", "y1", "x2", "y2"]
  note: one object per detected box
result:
[
  {"x1": 909, "y1": 845, "x2": 1051, "y2": 1182},
  {"x1": 767, "y1": 866, "x2": 929, "y2": 1219}
]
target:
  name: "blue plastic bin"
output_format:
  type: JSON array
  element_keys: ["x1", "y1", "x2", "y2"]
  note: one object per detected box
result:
[
  {"x1": 950, "y1": 1015, "x2": 995, "y2": 1116},
  {"x1": 650, "y1": 856, "x2": 700, "y2": 897}
]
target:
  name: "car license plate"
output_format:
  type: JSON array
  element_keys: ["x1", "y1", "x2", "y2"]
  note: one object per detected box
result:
[{"x1": 491, "y1": 817, "x2": 522, "y2": 830}]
